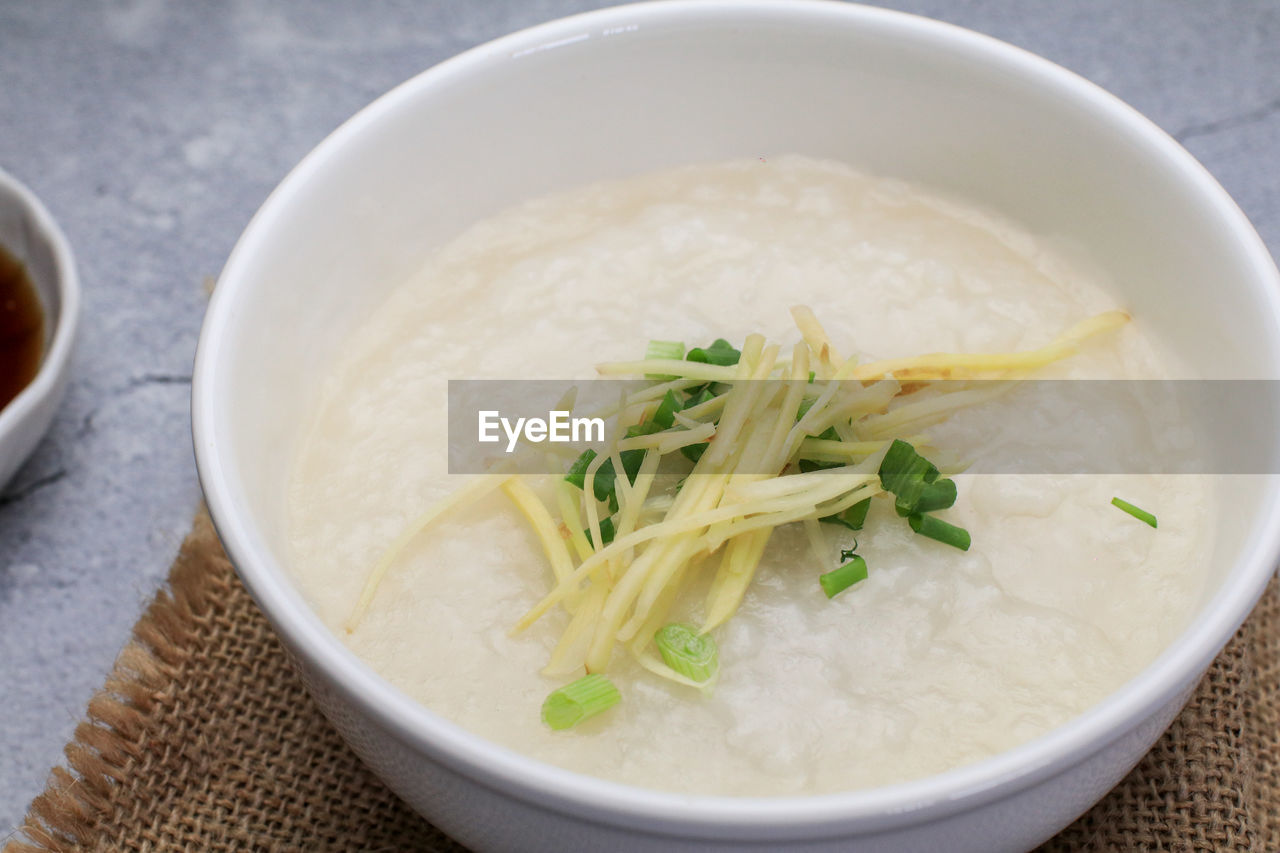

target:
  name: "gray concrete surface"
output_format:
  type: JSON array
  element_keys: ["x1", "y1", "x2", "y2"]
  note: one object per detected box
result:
[{"x1": 1, "y1": 0, "x2": 1277, "y2": 838}]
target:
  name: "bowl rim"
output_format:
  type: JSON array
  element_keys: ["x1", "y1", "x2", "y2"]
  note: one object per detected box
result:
[
  {"x1": 193, "y1": 0, "x2": 1280, "y2": 838},
  {"x1": 0, "y1": 167, "x2": 80, "y2": 453}
]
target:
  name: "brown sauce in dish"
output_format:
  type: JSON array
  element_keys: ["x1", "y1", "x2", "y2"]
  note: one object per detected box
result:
[{"x1": 0, "y1": 244, "x2": 44, "y2": 412}]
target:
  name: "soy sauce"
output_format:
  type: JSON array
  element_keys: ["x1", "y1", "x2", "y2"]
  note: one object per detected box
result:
[{"x1": 0, "y1": 244, "x2": 44, "y2": 412}]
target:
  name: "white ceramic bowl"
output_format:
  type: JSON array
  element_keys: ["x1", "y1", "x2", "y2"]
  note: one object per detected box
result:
[
  {"x1": 192, "y1": 3, "x2": 1280, "y2": 851},
  {"x1": 0, "y1": 168, "x2": 79, "y2": 492}
]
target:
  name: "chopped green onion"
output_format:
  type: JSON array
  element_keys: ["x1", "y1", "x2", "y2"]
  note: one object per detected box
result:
[
  {"x1": 645, "y1": 339, "x2": 685, "y2": 361},
  {"x1": 879, "y1": 439, "x2": 941, "y2": 514},
  {"x1": 600, "y1": 452, "x2": 643, "y2": 512},
  {"x1": 839, "y1": 543, "x2": 858, "y2": 562},
  {"x1": 896, "y1": 478, "x2": 957, "y2": 516},
  {"x1": 808, "y1": 371, "x2": 816, "y2": 383},
  {"x1": 680, "y1": 442, "x2": 708, "y2": 463},
  {"x1": 625, "y1": 390, "x2": 681, "y2": 437},
  {"x1": 907, "y1": 513, "x2": 971, "y2": 550},
  {"x1": 821, "y1": 498, "x2": 871, "y2": 531},
  {"x1": 798, "y1": 458, "x2": 842, "y2": 473},
  {"x1": 1112, "y1": 497, "x2": 1157, "y2": 528},
  {"x1": 820, "y1": 554, "x2": 868, "y2": 598},
  {"x1": 564, "y1": 449, "x2": 626, "y2": 511},
  {"x1": 645, "y1": 340, "x2": 686, "y2": 380},
  {"x1": 793, "y1": 401, "x2": 841, "y2": 442},
  {"x1": 619, "y1": 449, "x2": 646, "y2": 480},
  {"x1": 585, "y1": 516, "x2": 616, "y2": 548},
  {"x1": 650, "y1": 389, "x2": 682, "y2": 430},
  {"x1": 686, "y1": 338, "x2": 741, "y2": 366},
  {"x1": 684, "y1": 386, "x2": 716, "y2": 408},
  {"x1": 676, "y1": 388, "x2": 715, "y2": 462},
  {"x1": 591, "y1": 459, "x2": 620, "y2": 507},
  {"x1": 564, "y1": 450, "x2": 598, "y2": 491},
  {"x1": 654, "y1": 623, "x2": 719, "y2": 682},
  {"x1": 565, "y1": 443, "x2": 650, "y2": 511},
  {"x1": 541, "y1": 674, "x2": 621, "y2": 730}
]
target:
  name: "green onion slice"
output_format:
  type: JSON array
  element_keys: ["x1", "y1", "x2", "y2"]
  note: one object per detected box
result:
[
  {"x1": 654, "y1": 623, "x2": 719, "y2": 683},
  {"x1": 879, "y1": 439, "x2": 940, "y2": 514},
  {"x1": 686, "y1": 338, "x2": 741, "y2": 366},
  {"x1": 684, "y1": 386, "x2": 716, "y2": 408},
  {"x1": 907, "y1": 513, "x2": 971, "y2": 550},
  {"x1": 564, "y1": 447, "x2": 644, "y2": 511},
  {"x1": 564, "y1": 450, "x2": 598, "y2": 491},
  {"x1": 645, "y1": 339, "x2": 685, "y2": 361},
  {"x1": 799, "y1": 458, "x2": 843, "y2": 473},
  {"x1": 625, "y1": 421, "x2": 660, "y2": 438},
  {"x1": 821, "y1": 498, "x2": 871, "y2": 531},
  {"x1": 645, "y1": 340, "x2": 686, "y2": 380},
  {"x1": 676, "y1": 388, "x2": 714, "y2": 462},
  {"x1": 650, "y1": 389, "x2": 682, "y2": 430},
  {"x1": 585, "y1": 516, "x2": 616, "y2": 548},
  {"x1": 820, "y1": 554, "x2": 868, "y2": 598},
  {"x1": 896, "y1": 478, "x2": 957, "y2": 516},
  {"x1": 565, "y1": 449, "x2": 616, "y2": 507},
  {"x1": 680, "y1": 442, "x2": 708, "y2": 463},
  {"x1": 1111, "y1": 497, "x2": 1157, "y2": 528},
  {"x1": 541, "y1": 674, "x2": 621, "y2": 730}
]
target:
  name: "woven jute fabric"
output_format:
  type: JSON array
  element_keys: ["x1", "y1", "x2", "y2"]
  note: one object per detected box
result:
[{"x1": 5, "y1": 511, "x2": 1279, "y2": 852}]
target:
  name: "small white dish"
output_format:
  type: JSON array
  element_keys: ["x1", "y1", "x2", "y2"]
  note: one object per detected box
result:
[{"x1": 0, "y1": 168, "x2": 79, "y2": 492}]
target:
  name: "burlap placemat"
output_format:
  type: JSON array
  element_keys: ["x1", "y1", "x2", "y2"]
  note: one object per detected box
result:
[{"x1": 5, "y1": 510, "x2": 1278, "y2": 853}]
